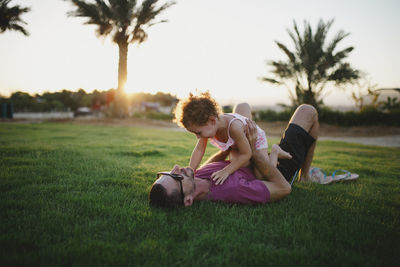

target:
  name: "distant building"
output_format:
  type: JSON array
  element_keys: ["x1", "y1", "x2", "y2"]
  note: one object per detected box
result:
[
  {"x1": 74, "y1": 107, "x2": 92, "y2": 117},
  {"x1": 140, "y1": 102, "x2": 160, "y2": 112},
  {"x1": 375, "y1": 88, "x2": 400, "y2": 102}
]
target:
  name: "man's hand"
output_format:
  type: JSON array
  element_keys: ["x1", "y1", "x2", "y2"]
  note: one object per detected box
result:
[
  {"x1": 245, "y1": 119, "x2": 258, "y2": 153},
  {"x1": 211, "y1": 169, "x2": 230, "y2": 185}
]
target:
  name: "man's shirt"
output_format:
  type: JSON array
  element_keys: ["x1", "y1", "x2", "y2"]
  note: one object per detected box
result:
[{"x1": 195, "y1": 161, "x2": 270, "y2": 204}]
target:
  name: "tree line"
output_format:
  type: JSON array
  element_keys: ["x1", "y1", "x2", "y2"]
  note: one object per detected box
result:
[{"x1": 0, "y1": 89, "x2": 178, "y2": 113}]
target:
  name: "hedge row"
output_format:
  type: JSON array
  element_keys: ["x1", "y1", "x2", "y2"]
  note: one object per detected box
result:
[{"x1": 256, "y1": 108, "x2": 400, "y2": 126}]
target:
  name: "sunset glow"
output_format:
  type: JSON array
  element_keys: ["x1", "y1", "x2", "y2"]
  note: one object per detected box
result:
[{"x1": 1, "y1": 0, "x2": 399, "y2": 106}]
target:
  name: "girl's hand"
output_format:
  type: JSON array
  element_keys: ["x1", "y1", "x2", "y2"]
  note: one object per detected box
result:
[{"x1": 211, "y1": 169, "x2": 230, "y2": 185}]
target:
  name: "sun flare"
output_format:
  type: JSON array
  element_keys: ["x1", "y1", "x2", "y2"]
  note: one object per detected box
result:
[{"x1": 123, "y1": 81, "x2": 135, "y2": 95}]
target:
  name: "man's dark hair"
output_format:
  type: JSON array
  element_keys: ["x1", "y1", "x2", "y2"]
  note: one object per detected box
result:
[{"x1": 149, "y1": 183, "x2": 183, "y2": 208}]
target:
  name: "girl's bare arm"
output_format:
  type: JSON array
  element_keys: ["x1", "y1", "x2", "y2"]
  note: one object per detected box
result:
[
  {"x1": 211, "y1": 121, "x2": 252, "y2": 184},
  {"x1": 189, "y1": 137, "x2": 208, "y2": 170}
]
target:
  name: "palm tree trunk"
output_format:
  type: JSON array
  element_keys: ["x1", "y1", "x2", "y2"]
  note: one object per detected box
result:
[
  {"x1": 115, "y1": 41, "x2": 129, "y2": 117},
  {"x1": 117, "y1": 41, "x2": 128, "y2": 92}
]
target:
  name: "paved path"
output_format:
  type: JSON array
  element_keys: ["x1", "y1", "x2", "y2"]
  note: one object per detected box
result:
[
  {"x1": 268, "y1": 135, "x2": 400, "y2": 148},
  {"x1": 319, "y1": 135, "x2": 400, "y2": 148}
]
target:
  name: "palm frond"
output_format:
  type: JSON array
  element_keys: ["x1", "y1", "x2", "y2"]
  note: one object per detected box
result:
[
  {"x1": 314, "y1": 19, "x2": 333, "y2": 45},
  {"x1": 131, "y1": 0, "x2": 175, "y2": 43},
  {"x1": 95, "y1": 0, "x2": 114, "y2": 20},
  {"x1": 328, "y1": 63, "x2": 360, "y2": 84},
  {"x1": 108, "y1": 0, "x2": 135, "y2": 27},
  {"x1": 68, "y1": 1, "x2": 102, "y2": 23},
  {"x1": 9, "y1": 23, "x2": 28, "y2": 35},
  {"x1": 68, "y1": 0, "x2": 114, "y2": 37},
  {"x1": 332, "y1": 46, "x2": 354, "y2": 62},
  {"x1": 260, "y1": 77, "x2": 282, "y2": 84},
  {"x1": 268, "y1": 60, "x2": 294, "y2": 79},
  {"x1": 137, "y1": 0, "x2": 174, "y2": 25},
  {"x1": 326, "y1": 29, "x2": 350, "y2": 54},
  {"x1": 287, "y1": 20, "x2": 302, "y2": 53},
  {"x1": 275, "y1": 41, "x2": 296, "y2": 63},
  {"x1": 0, "y1": 0, "x2": 30, "y2": 35}
]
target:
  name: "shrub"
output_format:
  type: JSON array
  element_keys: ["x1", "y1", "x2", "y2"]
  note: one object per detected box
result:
[
  {"x1": 256, "y1": 107, "x2": 400, "y2": 126},
  {"x1": 256, "y1": 109, "x2": 292, "y2": 122},
  {"x1": 318, "y1": 107, "x2": 400, "y2": 126},
  {"x1": 131, "y1": 111, "x2": 173, "y2": 121}
]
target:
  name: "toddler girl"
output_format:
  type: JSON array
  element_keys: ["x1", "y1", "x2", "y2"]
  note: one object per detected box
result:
[{"x1": 174, "y1": 92, "x2": 291, "y2": 184}]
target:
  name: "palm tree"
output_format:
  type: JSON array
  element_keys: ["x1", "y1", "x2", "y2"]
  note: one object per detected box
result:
[
  {"x1": 0, "y1": 0, "x2": 30, "y2": 36},
  {"x1": 261, "y1": 19, "x2": 360, "y2": 108},
  {"x1": 65, "y1": 0, "x2": 175, "y2": 93}
]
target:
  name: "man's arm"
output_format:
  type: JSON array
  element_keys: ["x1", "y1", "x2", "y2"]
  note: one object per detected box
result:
[{"x1": 246, "y1": 120, "x2": 291, "y2": 202}]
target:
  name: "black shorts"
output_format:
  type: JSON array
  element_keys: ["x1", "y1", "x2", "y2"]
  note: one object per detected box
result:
[{"x1": 277, "y1": 123, "x2": 315, "y2": 181}]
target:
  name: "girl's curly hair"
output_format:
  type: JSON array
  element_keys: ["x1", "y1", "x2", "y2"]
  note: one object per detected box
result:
[{"x1": 174, "y1": 92, "x2": 222, "y2": 128}]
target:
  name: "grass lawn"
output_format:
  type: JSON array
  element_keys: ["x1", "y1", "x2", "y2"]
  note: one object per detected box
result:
[{"x1": 1, "y1": 122, "x2": 399, "y2": 266}]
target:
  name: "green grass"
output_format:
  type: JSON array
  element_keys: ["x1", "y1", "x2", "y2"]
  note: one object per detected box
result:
[{"x1": 1, "y1": 122, "x2": 399, "y2": 266}]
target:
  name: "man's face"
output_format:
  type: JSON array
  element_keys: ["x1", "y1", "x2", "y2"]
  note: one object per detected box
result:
[{"x1": 156, "y1": 165, "x2": 196, "y2": 206}]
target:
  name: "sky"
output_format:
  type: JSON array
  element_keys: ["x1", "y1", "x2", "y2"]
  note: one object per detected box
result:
[{"x1": 0, "y1": 0, "x2": 399, "y2": 107}]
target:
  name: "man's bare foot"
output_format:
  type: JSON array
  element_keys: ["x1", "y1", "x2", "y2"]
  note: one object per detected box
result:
[
  {"x1": 271, "y1": 144, "x2": 292, "y2": 159},
  {"x1": 299, "y1": 174, "x2": 313, "y2": 182},
  {"x1": 270, "y1": 144, "x2": 292, "y2": 167},
  {"x1": 299, "y1": 169, "x2": 319, "y2": 182}
]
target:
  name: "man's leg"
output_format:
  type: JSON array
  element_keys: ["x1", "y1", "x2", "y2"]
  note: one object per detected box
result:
[
  {"x1": 246, "y1": 119, "x2": 291, "y2": 201},
  {"x1": 286, "y1": 104, "x2": 319, "y2": 181}
]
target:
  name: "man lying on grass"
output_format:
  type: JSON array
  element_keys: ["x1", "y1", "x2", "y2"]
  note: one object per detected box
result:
[{"x1": 149, "y1": 104, "x2": 319, "y2": 208}]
